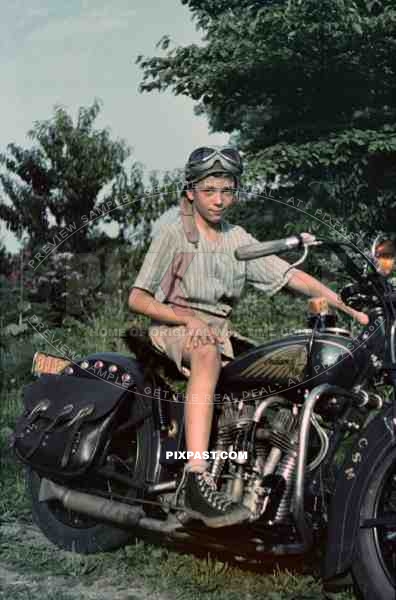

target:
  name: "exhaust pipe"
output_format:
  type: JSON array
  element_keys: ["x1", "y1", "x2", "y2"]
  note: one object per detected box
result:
[
  {"x1": 39, "y1": 478, "x2": 251, "y2": 534},
  {"x1": 39, "y1": 478, "x2": 145, "y2": 527},
  {"x1": 39, "y1": 478, "x2": 185, "y2": 534}
]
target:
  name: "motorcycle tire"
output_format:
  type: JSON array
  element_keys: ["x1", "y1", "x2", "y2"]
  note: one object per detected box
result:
[
  {"x1": 26, "y1": 394, "x2": 156, "y2": 554},
  {"x1": 352, "y1": 446, "x2": 396, "y2": 600}
]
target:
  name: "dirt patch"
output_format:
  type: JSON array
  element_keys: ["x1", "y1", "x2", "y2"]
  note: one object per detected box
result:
[
  {"x1": 0, "y1": 520, "x2": 173, "y2": 600},
  {"x1": 0, "y1": 561, "x2": 161, "y2": 600}
]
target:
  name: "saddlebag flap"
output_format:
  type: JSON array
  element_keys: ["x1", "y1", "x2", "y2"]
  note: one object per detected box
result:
[{"x1": 13, "y1": 374, "x2": 129, "y2": 479}]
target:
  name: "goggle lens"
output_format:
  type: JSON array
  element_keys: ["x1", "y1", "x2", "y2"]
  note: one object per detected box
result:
[
  {"x1": 219, "y1": 147, "x2": 242, "y2": 165},
  {"x1": 187, "y1": 146, "x2": 241, "y2": 166},
  {"x1": 187, "y1": 147, "x2": 216, "y2": 164}
]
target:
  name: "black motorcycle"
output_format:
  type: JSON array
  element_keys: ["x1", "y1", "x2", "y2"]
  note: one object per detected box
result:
[{"x1": 12, "y1": 233, "x2": 396, "y2": 599}]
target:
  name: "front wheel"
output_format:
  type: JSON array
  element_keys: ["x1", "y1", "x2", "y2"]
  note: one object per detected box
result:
[
  {"x1": 27, "y1": 394, "x2": 156, "y2": 554},
  {"x1": 352, "y1": 446, "x2": 396, "y2": 599}
]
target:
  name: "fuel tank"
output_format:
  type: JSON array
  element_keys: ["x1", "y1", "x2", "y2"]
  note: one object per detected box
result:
[{"x1": 219, "y1": 327, "x2": 361, "y2": 400}]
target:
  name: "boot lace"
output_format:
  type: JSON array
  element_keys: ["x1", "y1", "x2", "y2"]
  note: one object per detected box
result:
[{"x1": 197, "y1": 471, "x2": 234, "y2": 512}]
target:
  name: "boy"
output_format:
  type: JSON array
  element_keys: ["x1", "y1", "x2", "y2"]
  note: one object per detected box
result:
[{"x1": 128, "y1": 146, "x2": 368, "y2": 527}]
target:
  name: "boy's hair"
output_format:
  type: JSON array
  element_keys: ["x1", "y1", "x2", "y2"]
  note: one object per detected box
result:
[{"x1": 182, "y1": 172, "x2": 238, "y2": 198}]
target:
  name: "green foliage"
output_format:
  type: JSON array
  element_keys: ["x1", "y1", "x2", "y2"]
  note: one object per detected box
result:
[
  {"x1": 0, "y1": 100, "x2": 130, "y2": 252},
  {"x1": 0, "y1": 239, "x2": 13, "y2": 277},
  {"x1": 138, "y1": 1, "x2": 396, "y2": 145},
  {"x1": 246, "y1": 125, "x2": 396, "y2": 241},
  {"x1": 0, "y1": 100, "x2": 183, "y2": 325},
  {"x1": 138, "y1": 0, "x2": 396, "y2": 244},
  {"x1": 0, "y1": 99, "x2": 180, "y2": 259}
]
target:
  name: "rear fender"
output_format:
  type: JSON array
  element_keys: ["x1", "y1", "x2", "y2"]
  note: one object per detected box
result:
[{"x1": 323, "y1": 405, "x2": 396, "y2": 581}]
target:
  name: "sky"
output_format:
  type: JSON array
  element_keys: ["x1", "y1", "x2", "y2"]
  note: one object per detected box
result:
[{"x1": 0, "y1": 0, "x2": 228, "y2": 253}]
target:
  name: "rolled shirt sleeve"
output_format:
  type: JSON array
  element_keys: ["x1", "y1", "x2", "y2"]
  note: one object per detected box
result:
[
  {"x1": 236, "y1": 227, "x2": 298, "y2": 296},
  {"x1": 131, "y1": 225, "x2": 175, "y2": 301}
]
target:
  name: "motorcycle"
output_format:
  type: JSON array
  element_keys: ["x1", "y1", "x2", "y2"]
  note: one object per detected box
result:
[{"x1": 11, "y1": 233, "x2": 396, "y2": 599}]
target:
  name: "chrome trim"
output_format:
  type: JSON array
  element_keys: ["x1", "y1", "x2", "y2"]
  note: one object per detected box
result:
[
  {"x1": 285, "y1": 235, "x2": 300, "y2": 249},
  {"x1": 146, "y1": 481, "x2": 177, "y2": 494},
  {"x1": 31, "y1": 351, "x2": 39, "y2": 374},
  {"x1": 253, "y1": 395, "x2": 290, "y2": 424},
  {"x1": 288, "y1": 327, "x2": 351, "y2": 337},
  {"x1": 321, "y1": 327, "x2": 351, "y2": 337},
  {"x1": 391, "y1": 320, "x2": 396, "y2": 364},
  {"x1": 293, "y1": 383, "x2": 348, "y2": 550},
  {"x1": 288, "y1": 329, "x2": 313, "y2": 336}
]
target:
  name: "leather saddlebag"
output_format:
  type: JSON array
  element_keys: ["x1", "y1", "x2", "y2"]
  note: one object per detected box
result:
[{"x1": 13, "y1": 373, "x2": 130, "y2": 479}]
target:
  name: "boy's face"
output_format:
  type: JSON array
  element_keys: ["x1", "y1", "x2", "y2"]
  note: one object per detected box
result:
[{"x1": 186, "y1": 174, "x2": 237, "y2": 224}]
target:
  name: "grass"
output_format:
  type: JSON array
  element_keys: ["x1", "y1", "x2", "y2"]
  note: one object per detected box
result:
[
  {"x1": 0, "y1": 526, "x2": 354, "y2": 600},
  {"x1": 0, "y1": 290, "x2": 358, "y2": 599},
  {"x1": 0, "y1": 590, "x2": 75, "y2": 600}
]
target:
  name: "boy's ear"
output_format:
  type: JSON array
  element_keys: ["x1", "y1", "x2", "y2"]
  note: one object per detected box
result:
[{"x1": 185, "y1": 188, "x2": 194, "y2": 202}]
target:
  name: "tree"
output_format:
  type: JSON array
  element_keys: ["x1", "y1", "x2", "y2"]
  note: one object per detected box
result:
[
  {"x1": 0, "y1": 100, "x2": 136, "y2": 253},
  {"x1": 0, "y1": 100, "x2": 182, "y2": 325},
  {"x1": 137, "y1": 0, "x2": 396, "y2": 245},
  {"x1": 0, "y1": 238, "x2": 12, "y2": 278}
]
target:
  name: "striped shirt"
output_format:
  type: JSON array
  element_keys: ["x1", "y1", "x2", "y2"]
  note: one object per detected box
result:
[{"x1": 131, "y1": 217, "x2": 297, "y2": 317}]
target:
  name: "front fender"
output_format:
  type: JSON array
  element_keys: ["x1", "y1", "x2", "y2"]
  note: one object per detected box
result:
[{"x1": 323, "y1": 405, "x2": 396, "y2": 581}]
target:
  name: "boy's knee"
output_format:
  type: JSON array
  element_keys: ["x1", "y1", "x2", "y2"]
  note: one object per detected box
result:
[{"x1": 190, "y1": 341, "x2": 221, "y2": 364}]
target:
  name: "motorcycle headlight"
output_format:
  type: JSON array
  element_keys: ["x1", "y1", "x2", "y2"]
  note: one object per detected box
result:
[{"x1": 372, "y1": 238, "x2": 396, "y2": 277}]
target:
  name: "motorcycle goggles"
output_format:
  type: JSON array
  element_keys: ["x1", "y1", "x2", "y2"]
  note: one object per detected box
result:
[{"x1": 185, "y1": 146, "x2": 243, "y2": 183}]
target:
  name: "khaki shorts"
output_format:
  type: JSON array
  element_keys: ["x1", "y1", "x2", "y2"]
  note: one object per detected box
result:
[{"x1": 148, "y1": 310, "x2": 235, "y2": 377}]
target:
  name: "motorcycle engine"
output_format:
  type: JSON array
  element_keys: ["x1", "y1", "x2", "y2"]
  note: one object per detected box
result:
[{"x1": 211, "y1": 397, "x2": 328, "y2": 522}]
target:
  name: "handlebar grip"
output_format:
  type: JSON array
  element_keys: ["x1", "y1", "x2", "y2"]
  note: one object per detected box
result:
[{"x1": 235, "y1": 235, "x2": 302, "y2": 261}]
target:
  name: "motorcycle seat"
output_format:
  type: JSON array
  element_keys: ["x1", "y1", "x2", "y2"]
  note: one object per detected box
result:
[{"x1": 227, "y1": 330, "x2": 258, "y2": 356}]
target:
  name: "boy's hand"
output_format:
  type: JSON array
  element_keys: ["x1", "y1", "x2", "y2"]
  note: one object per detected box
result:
[
  {"x1": 351, "y1": 309, "x2": 370, "y2": 326},
  {"x1": 184, "y1": 317, "x2": 224, "y2": 350}
]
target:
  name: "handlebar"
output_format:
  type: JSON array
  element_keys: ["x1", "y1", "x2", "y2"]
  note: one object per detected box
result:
[
  {"x1": 234, "y1": 234, "x2": 391, "y2": 289},
  {"x1": 235, "y1": 234, "x2": 312, "y2": 261},
  {"x1": 233, "y1": 233, "x2": 395, "y2": 327}
]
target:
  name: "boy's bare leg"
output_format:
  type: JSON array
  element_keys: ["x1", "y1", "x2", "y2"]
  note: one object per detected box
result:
[
  {"x1": 179, "y1": 338, "x2": 250, "y2": 525},
  {"x1": 181, "y1": 342, "x2": 221, "y2": 471}
]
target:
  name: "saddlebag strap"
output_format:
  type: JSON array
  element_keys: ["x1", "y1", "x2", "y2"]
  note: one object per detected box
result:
[
  {"x1": 61, "y1": 405, "x2": 95, "y2": 468},
  {"x1": 26, "y1": 398, "x2": 51, "y2": 423},
  {"x1": 24, "y1": 403, "x2": 75, "y2": 459}
]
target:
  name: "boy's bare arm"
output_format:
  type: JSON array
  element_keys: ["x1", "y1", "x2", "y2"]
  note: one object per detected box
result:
[
  {"x1": 128, "y1": 288, "x2": 224, "y2": 346},
  {"x1": 128, "y1": 287, "x2": 194, "y2": 326}
]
